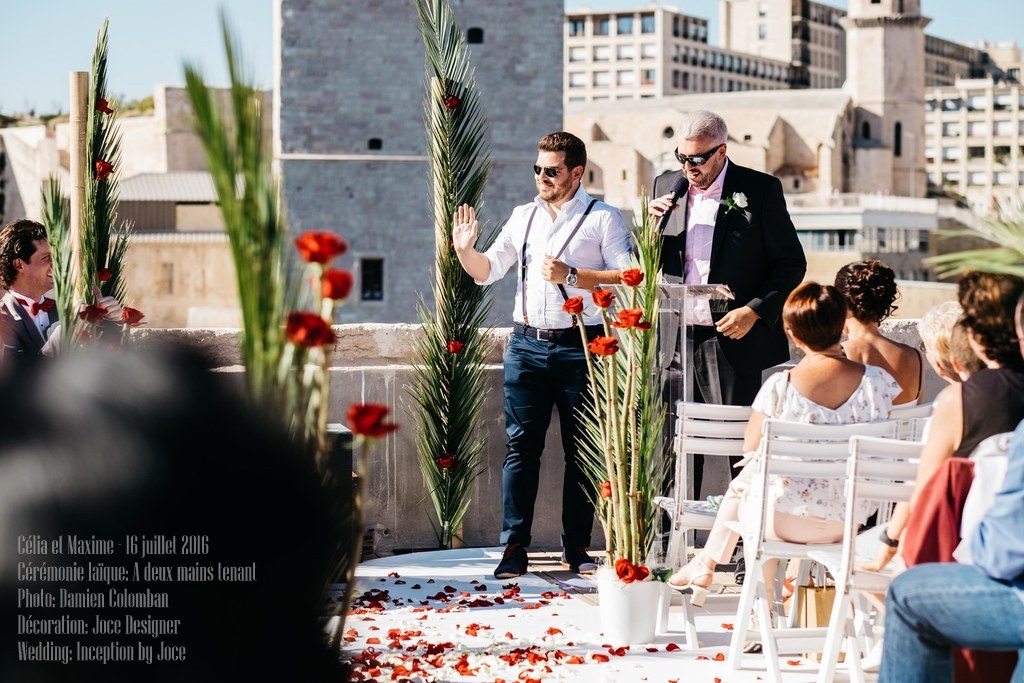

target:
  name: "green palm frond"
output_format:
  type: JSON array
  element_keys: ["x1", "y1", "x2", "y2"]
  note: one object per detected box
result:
[
  {"x1": 410, "y1": 0, "x2": 494, "y2": 548},
  {"x1": 40, "y1": 178, "x2": 84, "y2": 350},
  {"x1": 928, "y1": 197, "x2": 1024, "y2": 278}
]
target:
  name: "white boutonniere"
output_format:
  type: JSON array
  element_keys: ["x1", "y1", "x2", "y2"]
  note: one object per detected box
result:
[{"x1": 722, "y1": 192, "x2": 748, "y2": 214}]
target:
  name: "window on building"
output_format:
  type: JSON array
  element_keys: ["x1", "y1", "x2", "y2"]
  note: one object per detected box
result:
[
  {"x1": 758, "y1": 1, "x2": 768, "y2": 17},
  {"x1": 967, "y1": 171, "x2": 987, "y2": 186},
  {"x1": 642, "y1": 68, "x2": 656, "y2": 85},
  {"x1": 467, "y1": 27, "x2": 484, "y2": 44},
  {"x1": 568, "y1": 18, "x2": 585, "y2": 37},
  {"x1": 617, "y1": 69, "x2": 636, "y2": 86},
  {"x1": 994, "y1": 146, "x2": 1011, "y2": 164},
  {"x1": 616, "y1": 44, "x2": 635, "y2": 60},
  {"x1": 925, "y1": 147, "x2": 937, "y2": 161},
  {"x1": 617, "y1": 15, "x2": 634, "y2": 34},
  {"x1": 941, "y1": 147, "x2": 961, "y2": 160},
  {"x1": 568, "y1": 72, "x2": 586, "y2": 88},
  {"x1": 967, "y1": 146, "x2": 986, "y2": 160},
  {"x1": 641, "y1": 43, "x2": 657, "y2": 60},
  {"x1": 758, "y1": 23, "x2": 767, "y2": 40},
  {"x1": 641, "y1": 13, "x2": 655, "y2": 33},
  {"x1": 995, "y1": 171, "x2": 1013, "y2": 185},
  {"x1": 894, "y1": 121, "x2": 903, "y2": 157},
  {"x1": 594, "y1": 16, "x2": 610, "y2": 35},
  {"x1": 361, "y1": 258, "x2": 384, "y2": 301},
  {"x1": 683, "y1": 72, "x2": 690, "y2": 89},
  {"x1": 942, "y1": 98, "x2": 962, "y2": 111},
  {"x1": 994, "y1": 120, "x2": 1013, "y2": 136},
  {"x1": 569, "y1": 46, "x2": 587, "y2": 62},
  {"x1": 967, "y1": 94, "x2": 988, "y2": 111},
  {"x1": 568, "y1": 96, "x2": 586, "y2": 103},
  {"x1": 368, "y1": 138, "x2": 382, "y2": 150},
  {"x1": 593, "y1": 45, "x2": 610, "y2": 62},
  {"x1": 861, "y1": 121, "x2": 871, "y2": 140},
  {"x1": 942, "y1": 171, "x2": 960, "y2": 184},
  {"x1": 593, "y1": 71, "x2": 610, "y2": 86},
  {"x1": 967, "y1": 121, "x2": 988, "y2": 136},
  {"x1": 942, "y1": 122, "x2": 961, "y2": 137}
]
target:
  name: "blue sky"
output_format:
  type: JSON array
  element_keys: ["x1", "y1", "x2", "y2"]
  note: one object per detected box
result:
[{"x1": 1, "y1": 0, "x2": 1021, "y2": 115}]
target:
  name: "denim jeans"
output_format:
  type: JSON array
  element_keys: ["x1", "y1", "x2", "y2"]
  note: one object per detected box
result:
[
  {"x1": 500, "y1": 333, "x2": 593, "y2": 548},
  {"x1": 880, "y1": 563, "x2": 1024, "y2": 683}
]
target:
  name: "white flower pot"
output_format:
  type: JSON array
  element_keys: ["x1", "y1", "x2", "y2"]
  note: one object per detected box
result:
[{"x1": 595, "y1": 565, "x2": 665, "y2": 645}]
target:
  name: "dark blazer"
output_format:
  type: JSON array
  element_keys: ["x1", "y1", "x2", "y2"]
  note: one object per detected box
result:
[
  {"x1": 653, "y1": 161, "x2": 806, "y2": 373},
  {"x1": 1, "y1": 292, "x2": 59, "y2": 362}
]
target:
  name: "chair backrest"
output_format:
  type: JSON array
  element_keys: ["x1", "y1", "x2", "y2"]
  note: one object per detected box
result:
[
  {"x1": 750, "y1": 419, "x2": 900, "y2": 548},
  {"x1": 890, "y1": 402, "x2": 934, "y2": 440},
  {"x1": 674, "y1": 401, "x2": 752, "y2": 459},
  {"x1": 838, "y1": 435, "x2": 921, "y2": 585}
]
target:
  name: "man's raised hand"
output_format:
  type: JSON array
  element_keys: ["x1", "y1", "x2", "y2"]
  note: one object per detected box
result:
[{"x1": 452, "y1": 204, "x2": 479, "y2": 252}]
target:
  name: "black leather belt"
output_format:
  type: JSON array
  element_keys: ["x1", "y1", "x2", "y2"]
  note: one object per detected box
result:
[{"x1": 513, "y1": 322, "x2": 603, "y2": 344}]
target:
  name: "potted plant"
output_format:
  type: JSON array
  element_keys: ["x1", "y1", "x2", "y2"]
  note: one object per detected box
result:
[{"x1": 564, "y1": 204, "x2": 673, "y2": 644}]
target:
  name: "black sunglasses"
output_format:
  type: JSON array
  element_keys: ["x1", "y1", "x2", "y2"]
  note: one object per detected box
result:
[
  {"x1": 533, "y1": 165, "x2": 564, "y2": 178},
  {"x1": 674, "y1": 143, "x2": 724, "y2": 167}
]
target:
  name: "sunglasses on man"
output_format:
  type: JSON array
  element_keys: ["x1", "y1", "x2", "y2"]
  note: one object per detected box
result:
[
  {"x1": 533, "y1": 165, "x2": 564, "y2": 178},
  {"x1": 674, "y1": 143, "x2": 724, "y2": 167}
]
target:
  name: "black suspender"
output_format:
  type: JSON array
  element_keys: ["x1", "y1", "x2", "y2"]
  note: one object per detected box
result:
[{"x1": 519, "y1": 199, "x2": 598, "y2": 324}]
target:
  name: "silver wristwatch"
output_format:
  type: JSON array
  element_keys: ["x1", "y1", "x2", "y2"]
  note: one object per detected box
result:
[{"x1": 565, "y1": 267, "x2": 578, "y2": 287}]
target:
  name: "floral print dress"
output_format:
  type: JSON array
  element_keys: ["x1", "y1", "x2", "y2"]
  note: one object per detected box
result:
[{"x1": 751, "y1": 365, "x2": 900, "y2": 522}]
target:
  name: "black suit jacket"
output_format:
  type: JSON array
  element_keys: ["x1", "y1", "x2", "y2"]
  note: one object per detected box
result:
[
  {"x1": 1, "y1": 292, "x2": 59, "y2": 362},
  {"x1": 653, "y1": 161, "x2": 806, "y2": 373}
]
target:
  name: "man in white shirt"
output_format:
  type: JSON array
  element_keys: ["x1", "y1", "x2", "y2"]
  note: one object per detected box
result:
[{"x1": 453, "y1": 131, "x2": 632, "y2": 578}]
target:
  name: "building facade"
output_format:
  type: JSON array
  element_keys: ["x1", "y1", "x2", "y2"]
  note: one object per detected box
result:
[{"x1": 564, "y1": 6, "x2": 793, "y2": 106}]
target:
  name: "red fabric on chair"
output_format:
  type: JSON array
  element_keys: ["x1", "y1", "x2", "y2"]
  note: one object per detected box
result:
[{"x1": 901, "y1": 458, "x2": 1017, "y2": 683}]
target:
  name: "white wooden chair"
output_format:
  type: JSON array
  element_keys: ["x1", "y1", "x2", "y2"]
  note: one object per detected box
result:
[
  {"x1": 725, "y1": 418, "x2": 899, "y2": 683},
  {"x1": 889, "y1": 401, "x2": 933, "y2": 440},
  {"x1": 659, "y1": 400, "x2": 751, "y2": 648},
  {"x1": 808, "y1": 435, "x2": 922, "y2": 683}
]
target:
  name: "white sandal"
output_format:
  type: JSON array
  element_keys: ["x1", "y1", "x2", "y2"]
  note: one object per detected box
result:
[{"x1": 668, "y1": 554, "x2": 714, "y2": 607}]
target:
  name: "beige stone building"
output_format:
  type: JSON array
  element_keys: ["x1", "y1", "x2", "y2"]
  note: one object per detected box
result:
[{"x1": 564, "y1": 6, "x2": 793, "y2": 105}]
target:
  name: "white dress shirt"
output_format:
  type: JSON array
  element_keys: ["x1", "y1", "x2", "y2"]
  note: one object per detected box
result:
[
  {"x1": 477, "y1": 185, "x2": 632, "y2": 328},
  {"x1": 9, "y1": 289, "x2": 50, "y2": 336}
]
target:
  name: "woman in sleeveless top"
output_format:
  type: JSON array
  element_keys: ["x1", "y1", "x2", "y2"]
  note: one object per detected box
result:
[
  {"x1": 668, "y1": 282, "x2": 899, "y2": 603},
  {"x1": 835, "y1": 260, "x2": 925, "y2": 406},
  {"x1": 867, "y1": 271, "x2": 1024, "y2": 571}
]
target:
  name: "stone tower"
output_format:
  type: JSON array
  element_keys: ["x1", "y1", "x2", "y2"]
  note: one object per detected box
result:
[
  {"x1": 842, "y1": 0, "x2": 930, "y2": 196},
  {"x1": 274, "y1": 0, "x2": 564, "y2": 323}
]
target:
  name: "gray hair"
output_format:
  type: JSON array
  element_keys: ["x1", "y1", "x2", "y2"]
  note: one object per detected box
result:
[
  {"x1": 918, "y1": 300, "x2": 962, "y2": 359},
  {"x1": 678, "y1": 110, "x2": 728, "y2": 145}
]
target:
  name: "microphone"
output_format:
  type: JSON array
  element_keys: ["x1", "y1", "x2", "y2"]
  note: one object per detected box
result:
[{"x1": 656, "y1": 175, "x2": 687, "y2": 235}]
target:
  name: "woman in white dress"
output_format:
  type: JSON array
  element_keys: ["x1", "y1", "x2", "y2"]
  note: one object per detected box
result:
[{"x1": 668, "y1": 281, "x2": 900, "y2": 603}]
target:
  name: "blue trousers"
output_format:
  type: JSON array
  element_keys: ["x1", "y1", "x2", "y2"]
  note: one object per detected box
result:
[
  {"x1": 880, "y1": 563, "x2": 1024, "y2": 682},
  {"x1": 500, "y1": 333, "x2": 593, "y2": 548}
]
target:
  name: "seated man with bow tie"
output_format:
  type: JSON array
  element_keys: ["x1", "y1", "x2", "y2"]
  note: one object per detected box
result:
[{"x1": 0, "y1": 219, "x2": 122, "y2": 363}]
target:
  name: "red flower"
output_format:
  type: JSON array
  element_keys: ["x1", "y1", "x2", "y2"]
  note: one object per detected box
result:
[
  {"x1": 562, "y1": 296, "x2": 584, "y2": 315},
  {"x1": 78, "y1": 304, "x2": 108, "y2": 324},
  {"x1": 621, "y1": 268, "x2": 644, "y2": 287},
  {"x1": 121, "y1": 307, "x2": 145, "y2": 326},
  {"x1": 285, "y1": 311, "x2": 336, "y2": 347},
  {"x1": 614, "y1": 557, "x2": 650, "y2": 584},
  {"x1": 435, "y1": 452, "x2": 457, "y2": 470},
  {"x1": 447, "y1": 340, "x2": 464, "y2": 354},
  {"x1": 588, "y1": 336, "x2": 619, "y2": 356},
  {"x1": 294, "y1": 231, "x2": 348, "y2": 264},
  {"x1": 95, "y1": 97, "x2": 114, "y2": 114},
  {"x1": 611, "y1": 308, "x2": 644, "y2": 329},
  {"x1": 95, "y1": 160, "x2": 113, "y2": 181},
  {"x1": 592, "y1": 288, "x2": 615, "y2": 308},
  {"x1": 322, "y1": 268, "x2": 354, "y2": 300},
  {"x1": 443, "y1": 95, "x2": 460, "y2": 110},
  {"x1": 347, "y1": 403, "x2": 398, "y2": 438},
  {"x1": 97, "y1": 267, "x2": 112, "y2": 282},
  {"x1": 599, "y1": 480, "x2": 612, "y2": 499}
]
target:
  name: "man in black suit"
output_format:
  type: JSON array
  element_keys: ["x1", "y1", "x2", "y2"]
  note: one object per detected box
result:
[
  {"x1": 649, "y1": 110, "x2": 806, "y2": 501},
  {"x1": 0, "y1": 219, "x2": 59, "y2": 362}
]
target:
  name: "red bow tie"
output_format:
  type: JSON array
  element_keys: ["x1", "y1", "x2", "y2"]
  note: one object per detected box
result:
[{"x1": 16, "y1": 297, "x2": 54, "y2": 316}]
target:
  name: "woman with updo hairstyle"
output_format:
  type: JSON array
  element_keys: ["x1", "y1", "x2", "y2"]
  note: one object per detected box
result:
[
  {"x1": 834, "y1": 260, "x2": 925, "y2": 405},
  {"x1": 669, "y1": 282, "x2": 900, "y2": 602},
  {"x1": 867, "y1": 271, "x2": 1024, "y2": 572}
]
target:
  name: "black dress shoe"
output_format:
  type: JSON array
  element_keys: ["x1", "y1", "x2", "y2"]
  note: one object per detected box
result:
[
  {"x1": 560, "y1": 546, "x2": 598, "y2": 574},
  {"x1": 494, "y1": 543, "x2": 528, "y2": 579}
]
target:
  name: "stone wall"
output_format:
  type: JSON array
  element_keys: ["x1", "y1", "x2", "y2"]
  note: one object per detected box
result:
[{"x1": 132, "y1": 319, "x2": 937, "y2": 553}]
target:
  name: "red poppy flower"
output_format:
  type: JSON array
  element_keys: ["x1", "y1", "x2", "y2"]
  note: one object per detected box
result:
[
  {"x1": 97, "y1": 267, "x2": 112, "y2": 282},
  {"x1": 294, "y1": 231, "x2": 348, "y2": 264},
  {"x1": 78, "y1": 304, "x2": 108, "y2": 324},
  {"x1": 588, "y1": 336, "x2": 619, "y2": 356},
  {"x1": 322, "y1": 268, "x2": 354, "y2": 300},
  {"x1": 592, "y1": 289, "x2": 615, "y2": 308},
  {"x1": 436, "y1": 452, "x2": 457, "y2": 470},
  {"x1": 347, "y1": 403, "x2": 398, "y2": 438},
  {"x1": 610, "y1": 308, "x2": 644, "y2": 329},
  {"x1": 95, "y1": 97, "x2": 114, "y2": 114},
  {"x1": 121, "y1": 307, "x2": 145, "y2": 326},
  {"x1": 562, "y1": 296, "x2": 584, "y2": 315},
  {"x1": 614, "y1": 557, "x2": 650, "y2": 584},
  {"x1": 599, "y1": 480, "x2": 612, "y2": 499},
  {"x1": 443, "y1": 95, "x2": 460, "y2": 110},
  {"x1": 285, "y1": 311, "x2": 336, "y2": 347},
  {"x1": 447, "y1": 340, "x2": 464, "y2": 354},
  {"x1": 95, "y1": 160, "x2": 113, "y2": 181},
  {"x1": 621, "y1": 268, "x2": 644, "y2": 286}
]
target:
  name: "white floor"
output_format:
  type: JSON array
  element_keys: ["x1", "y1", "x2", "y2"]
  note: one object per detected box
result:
[{"x1": 340, "y1": 547, "x2": 861, "y2": 682}]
